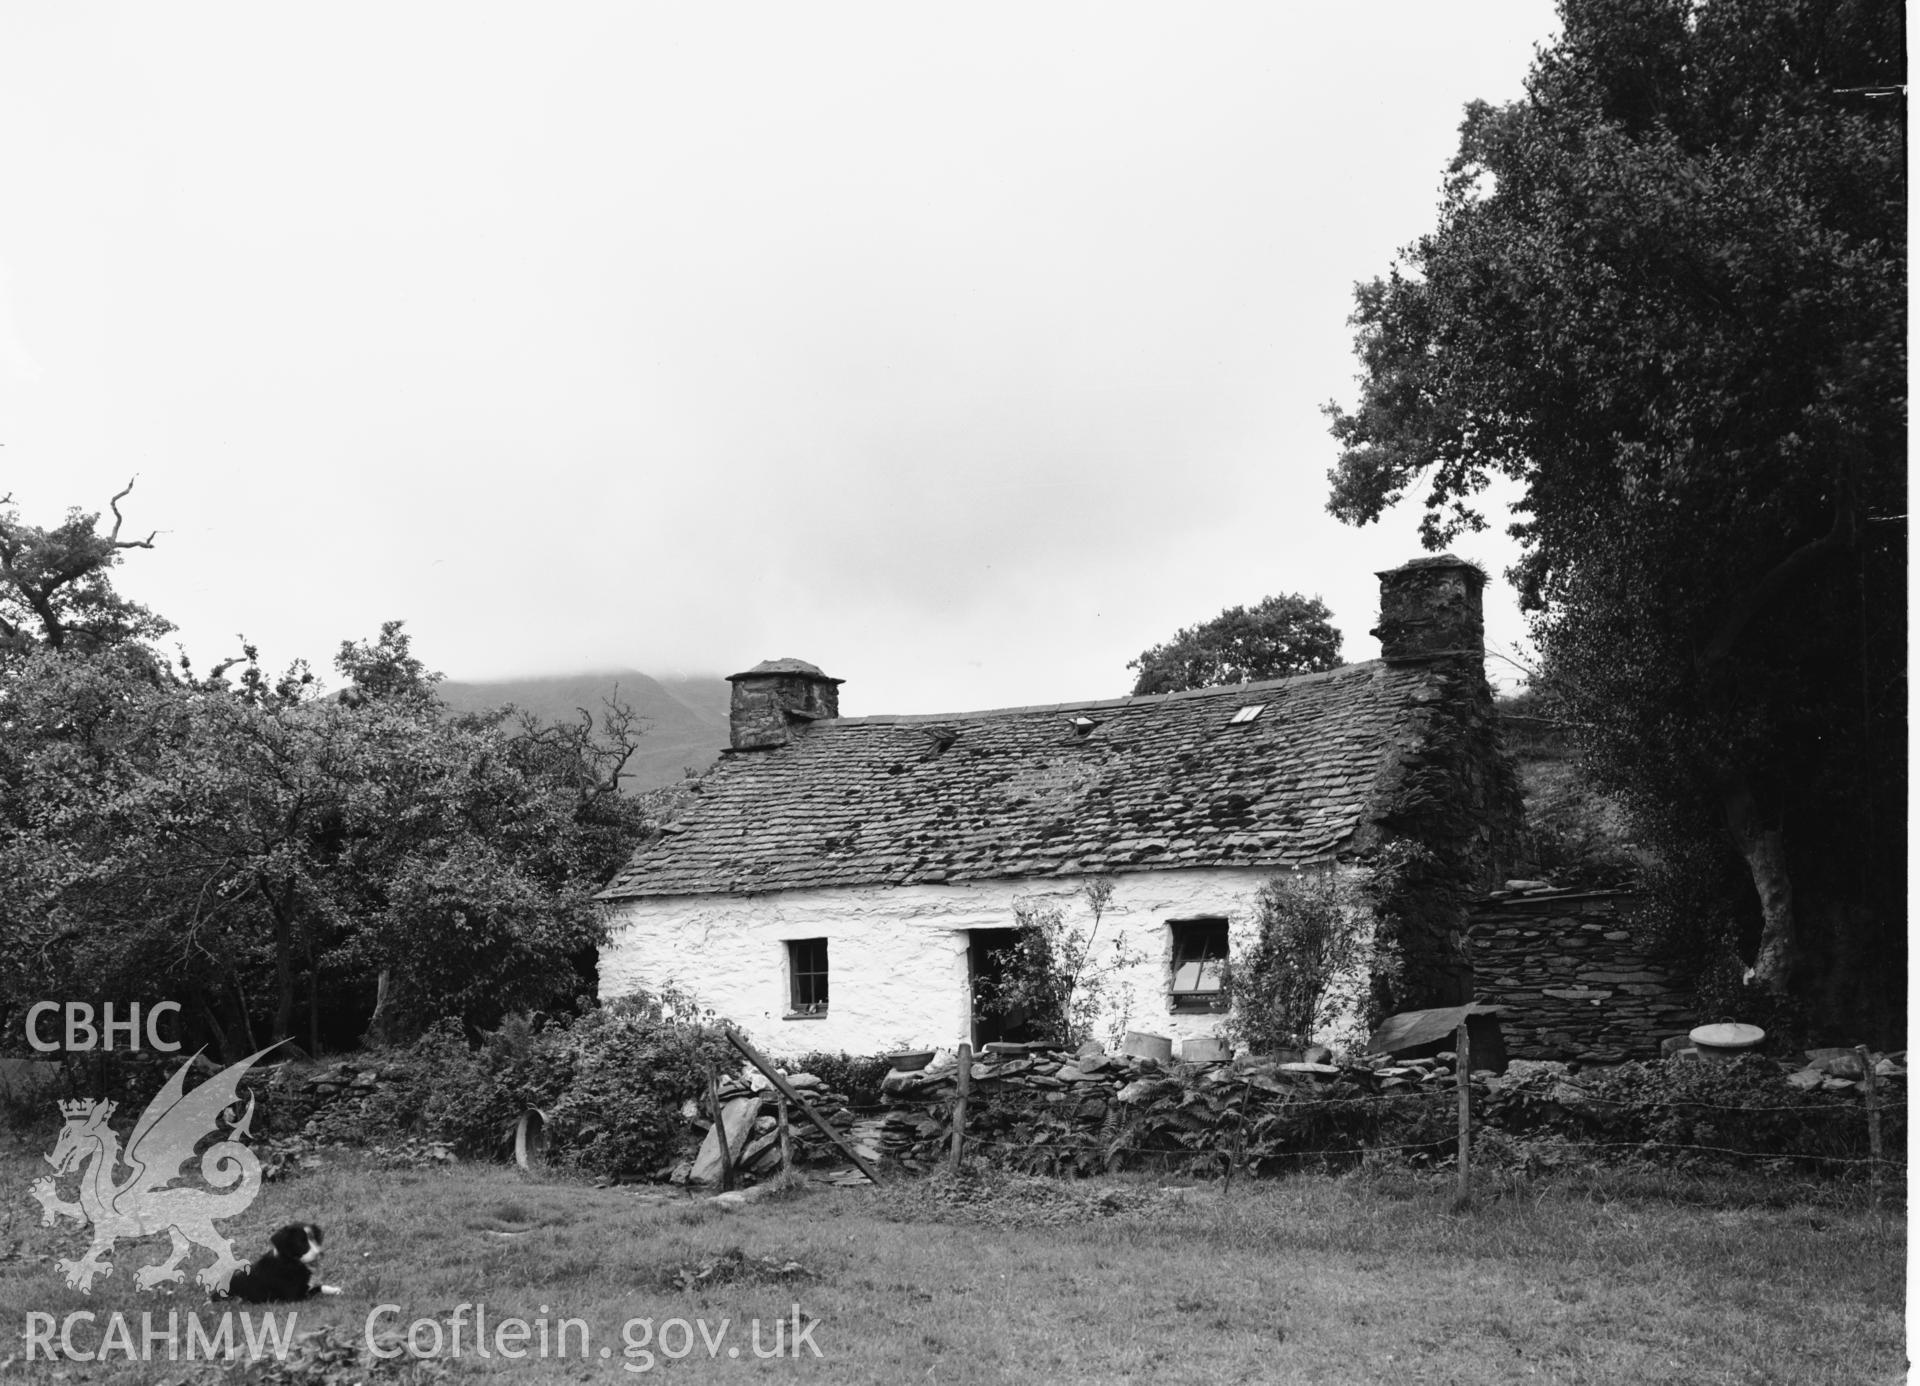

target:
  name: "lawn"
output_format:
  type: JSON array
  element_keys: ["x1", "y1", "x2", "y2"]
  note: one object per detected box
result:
[{"x1": 0, "y1": 1142, "x2": 1903, "y2": 1385}]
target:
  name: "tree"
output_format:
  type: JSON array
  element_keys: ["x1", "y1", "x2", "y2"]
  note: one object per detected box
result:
[
  {"x1": 1127, "y1": 593, "x2": 1342, "y2": 695},
  {"x1": 0, "y1": 483, "x2": 656, "y2": 1055},
  {"x1": 335, "y1": 619, "x2": 441, "y2": 704},
  {"x1": 0, "y1": 481, "x2": 171, "y2": 658},
  {"x1": 1, "y1": 632, "x2": 653, "y2": 1056},
  {"x1": 1323, "y1": 0, "x2": 1904, "y2": 1032}
]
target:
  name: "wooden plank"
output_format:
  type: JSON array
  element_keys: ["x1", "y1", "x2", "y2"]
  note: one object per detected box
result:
[
  {"x1": 726, "y1": 1026, "x2": 881, "y2": 1185},
  {"x1": 707, "y1": 1065, "x2": 735, "y2": 1192}
]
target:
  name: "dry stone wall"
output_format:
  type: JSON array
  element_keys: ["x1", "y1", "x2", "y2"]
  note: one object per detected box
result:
[
  {"x1": 686, "y1": 1040, "x2": 1899, "y2": 1185},
  {"x1": 676, "y1": 1043, "x2": 1474, "y2": 1183},
  {"x1": 1469, "y1": 888, "x2": 1694, "y2": 1062}
]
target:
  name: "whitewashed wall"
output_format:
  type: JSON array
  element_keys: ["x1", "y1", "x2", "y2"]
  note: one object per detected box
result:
[{"x1": 600, "y1": 866, "x2": 1368, "y2": 1060}]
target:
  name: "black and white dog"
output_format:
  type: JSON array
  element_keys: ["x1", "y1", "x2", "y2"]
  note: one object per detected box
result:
[{"x1": 220, "y1": 1223, "x2": 342, "y2": 1303}]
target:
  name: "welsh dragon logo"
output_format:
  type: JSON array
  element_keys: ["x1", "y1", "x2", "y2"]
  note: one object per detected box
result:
[{"x1": 29, "y1": 1045, "x2": 278, "y2": 1295}]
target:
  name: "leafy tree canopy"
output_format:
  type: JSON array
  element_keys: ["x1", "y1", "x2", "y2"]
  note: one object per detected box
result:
[
  {"x1": 0, "y1": 481, "x2": 172, "y2": 658},
  {"x1": 1128, "y1": 592, "x2": 1342, "y2": 696},
  {"x1": 1324, "y1": 0, "x2": 1904, "y2": 1032}
]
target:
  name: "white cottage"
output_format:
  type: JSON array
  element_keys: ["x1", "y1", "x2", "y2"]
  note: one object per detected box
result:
[{"x1": 598, "y1": 556, "x2": 1521, "y2": 1057}]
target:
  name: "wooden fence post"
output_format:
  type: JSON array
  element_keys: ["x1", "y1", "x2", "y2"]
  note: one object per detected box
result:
[
  {"x1": 950, "y1": 1043, "x2": 973, "y2": 1172},
  {"x1": 1454, "y1": 1021, "x2": 1472, "y2": 1210},
  {"x1": 777, "y1": 1090, "x2": 792, "y2": 1174},
  {"x1": 1223, "y1": 1076, "x2": 1249, "y2": 1195},
  {"x1": 707, "y1": 1064, "x2": 735, "y2": 1192},
  {"x1": 1856, "y1": 1045, "x2": 1882, "y2": 1215}
]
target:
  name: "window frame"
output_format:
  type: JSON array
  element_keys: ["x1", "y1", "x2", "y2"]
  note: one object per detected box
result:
[
  {"x1": 1167, "y1": 917, "x2": 1230, "y2": 1013},
  {"x1": 785, "y1": 937, "x2": 830, "y2": 1017}
]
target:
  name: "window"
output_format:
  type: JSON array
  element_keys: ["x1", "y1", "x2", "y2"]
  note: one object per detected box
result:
[
  {"x1": 1168, "y1": 918, "x2": 1229, "y2": 1012},
  {"x1": 787, "y1": 938, "x2": 829, "y2": 1016}
]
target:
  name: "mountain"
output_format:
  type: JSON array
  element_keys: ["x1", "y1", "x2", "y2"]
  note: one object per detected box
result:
[{"x1": 436, "y1": 670, "x2": 732, "y2": 792}]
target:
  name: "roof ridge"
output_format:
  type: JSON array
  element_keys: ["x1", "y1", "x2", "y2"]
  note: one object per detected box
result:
[{"x1": 828, "y1": 659, "x2": 1382, "y2": 726}]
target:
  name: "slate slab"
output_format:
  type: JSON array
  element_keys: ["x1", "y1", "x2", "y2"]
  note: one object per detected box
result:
[
  {"x1": 690, "y1": 1096, "x2": 762, "y2": 1184},
  {"x1": 1367, "y1": 1005, "x2": 1509, "y2": 1073}
]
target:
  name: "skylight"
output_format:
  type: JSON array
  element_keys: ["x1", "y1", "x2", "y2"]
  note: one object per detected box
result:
[{"x1": 1228, "y1": 705, "x2": 1266, "y2": 725}]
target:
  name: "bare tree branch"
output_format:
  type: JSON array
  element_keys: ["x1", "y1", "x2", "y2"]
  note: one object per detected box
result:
[{"x1": 107, "y1": 477, "x2": 157, "y2": 549}]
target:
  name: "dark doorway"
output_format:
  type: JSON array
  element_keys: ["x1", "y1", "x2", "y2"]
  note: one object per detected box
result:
[{"x1": 967, "y1": 928, "x2": 1027, "y2": 1047}]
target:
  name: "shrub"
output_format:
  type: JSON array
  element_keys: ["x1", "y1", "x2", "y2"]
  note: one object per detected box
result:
[
  {"x1": 347, "y1": 1015, "x2": 570, "y2": 1156},
  {"x1": 973, "y1": 900, "x2": 1072, "y2": 1042},
  {"x1": 335, "y1": 1004, "x2": 733, "y2": 1176},
  {"x1": 972, "y1": 879, "x2": 1138, "y2": 1048},
  {"x1": 544, "y1": 1009, "x2": 734, "y2": 1176},
  {"x1": 1224, "y1": 869, "x2": 1372, "y2": 1054},
  {"x1": 1478, "y1": 1055, "x2": 1901, "y2": 1169}
]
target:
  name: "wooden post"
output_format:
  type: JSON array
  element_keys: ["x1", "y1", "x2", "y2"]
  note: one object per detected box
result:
[
  {"x1": 707, "y1": 1065, "x2": 735, "y2": 1192},
  {"x1": 1454, "y1": 1021, "x2": 1472, "y2": 1209},
  {"x1": 1856, "y1": 1045, "x2": 1882, "y2": 1215},
  {"x1": 950, "y1": 1043, "x2": 973, "y2": 1172},
  {"x1": 726, "y1": 1027, "x2": 882, "y2": 1184},
  {"x1": 1223, "y1": 1077, "x2": 1248, "y2": 1195},
  {"x1": 776, "y1": 1090, "x2": 792, "y2": 1174}
]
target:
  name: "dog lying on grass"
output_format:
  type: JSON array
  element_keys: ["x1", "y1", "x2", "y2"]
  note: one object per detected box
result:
[{"x1": 219, "y1": 1223, "x2": 342, "y2": 1303}]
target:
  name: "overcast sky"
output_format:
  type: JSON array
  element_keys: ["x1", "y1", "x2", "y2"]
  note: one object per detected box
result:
[{"x1": 2, "y1": 2, "x2": 1557, "y2": 715}]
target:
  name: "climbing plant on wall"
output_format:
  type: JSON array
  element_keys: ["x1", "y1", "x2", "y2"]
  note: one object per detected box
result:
[{"x1": 976, "y1": 879, "x2": 1142, "y2": 1048}]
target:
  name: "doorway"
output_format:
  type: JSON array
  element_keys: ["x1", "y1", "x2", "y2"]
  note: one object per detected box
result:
[{"x1": 967, "y1": 927, "x2": 1026, "y2": 1047}]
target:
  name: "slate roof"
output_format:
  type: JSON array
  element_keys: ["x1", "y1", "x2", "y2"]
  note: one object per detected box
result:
[{"x1": 600, "y1": 659, "x2": 1457, "y2": 900}]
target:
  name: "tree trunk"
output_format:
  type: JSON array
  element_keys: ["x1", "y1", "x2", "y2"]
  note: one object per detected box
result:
[
  {"x1": 364, "y1": 968, "x2": 394, "y2": 1047},
  {"x1": 196, "y1": 992, "x2": 234, "y2": 1063},
  {"x1": 1720, "y1": 772, "x2": 1794, "y2": 993},
  {"x1": 307, "y1": 964, "x2": 321, "y2": 1057},
  {"x1": 1693, "y1": 503, "x2": 1855, "y2": 1002},
  {"x1": 230, "y1": 971, "x2": 260, "y2": 1053},
  {"x1": 304, "y1": 928, "x2": 322, "y2": 1057},
  {"x1": 266, "y1": 891, "x2": 297, "y2": 1043}
]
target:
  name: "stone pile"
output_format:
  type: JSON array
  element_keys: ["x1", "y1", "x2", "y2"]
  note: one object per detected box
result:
[
  {"x1": 667, "y1": 1069, "x2": 917, "y2": 1186},
  {"x1": 273, "y1": 1060, "x2": 407, "y2": 1142},
  {"x1": 1785, "y1": 1048, "x2": 1907, "y2": 1092}
]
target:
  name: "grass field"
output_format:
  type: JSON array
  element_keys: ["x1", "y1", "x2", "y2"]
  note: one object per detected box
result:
[{"x1": 0, "y1": 1143, "x2": 1904, "y2": 1385}]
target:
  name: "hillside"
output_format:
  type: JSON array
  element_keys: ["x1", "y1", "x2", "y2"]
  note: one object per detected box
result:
[{"x1": 437, "y1": 670, "x2": 732, "y2": 792}]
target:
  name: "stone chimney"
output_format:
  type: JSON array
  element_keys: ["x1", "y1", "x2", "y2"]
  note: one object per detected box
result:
[
  {"x1": 726, "y1": 658, "x2": 844, "y2": 751},
  {"x1": 1371, "y1": 555, "x2": 1486, "y2": 663}
]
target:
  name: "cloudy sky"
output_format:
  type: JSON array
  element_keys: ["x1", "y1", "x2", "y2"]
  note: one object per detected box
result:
[{"x1": 1, "y1": 2, "x2": 1556, "y2": 715}]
